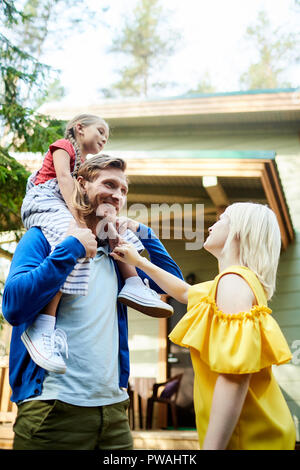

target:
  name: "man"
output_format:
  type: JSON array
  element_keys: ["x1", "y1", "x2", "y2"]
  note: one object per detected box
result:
[{"x1": 2, "y1": 155, "x2": 183, "y2": 450}]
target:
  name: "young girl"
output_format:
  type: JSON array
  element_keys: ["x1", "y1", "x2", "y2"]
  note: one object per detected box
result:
[
  {"x1": 21, "y1": 113, "x2": 172, "y2": 375},
  {"x1": 110, "y1": 202, "x2": 296, "y2": 450}
]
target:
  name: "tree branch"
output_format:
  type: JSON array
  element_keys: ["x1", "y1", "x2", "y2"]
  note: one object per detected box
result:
[{"x1": 0, "y1": 246, "x2": 13, "y2": 261}]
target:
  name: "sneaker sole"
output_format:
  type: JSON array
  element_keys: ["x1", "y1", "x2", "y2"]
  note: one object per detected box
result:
[
  {"x1": 21, "y1": 331, "x2": 66, "y2": 374},
  {"x1": 118, "y1": 295, "x2": 174, "y2": 318}
]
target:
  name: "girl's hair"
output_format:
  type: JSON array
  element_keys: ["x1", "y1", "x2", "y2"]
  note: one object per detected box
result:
[
  {"x1": 222, "y1": 202, "x2": 281, "y2": 300},
  {"x1": 64, "y1": 114, "x2": 109, "y2": 177},
  {"x1": 72, "y1": 154, "x2": 126, "y2": 222}
]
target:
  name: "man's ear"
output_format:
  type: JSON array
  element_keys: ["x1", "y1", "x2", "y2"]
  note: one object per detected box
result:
[{"x1": 77, "y1": 175, "x2": 86, "y2": 191}]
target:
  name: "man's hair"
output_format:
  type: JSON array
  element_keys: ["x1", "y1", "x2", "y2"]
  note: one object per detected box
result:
[
  {"x1": 222, "y1": 202, "x2": 281, "y2": 300},
  {"x1": 72, "y1": 154, "x2": 127, "y2": 221}
]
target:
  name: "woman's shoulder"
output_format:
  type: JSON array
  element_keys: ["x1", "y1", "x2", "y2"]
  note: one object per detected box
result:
[
  {"x1": 215, "y1": 272, "x2": 255, "y2": 315},
  {"x1": 216, "y1": 267, "x2": 255, "y2": 293},
  {"x1": 215, "y1": 265, "x2": 267, "y2": 307}
]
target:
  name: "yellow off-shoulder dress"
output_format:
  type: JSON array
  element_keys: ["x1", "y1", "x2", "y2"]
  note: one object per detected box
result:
[{"x1": 169, "y1": 266, "x2": 296, "y2": 450}]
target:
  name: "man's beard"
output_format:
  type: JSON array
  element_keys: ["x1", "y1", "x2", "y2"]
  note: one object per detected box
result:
[{"x1": 84, "y1": 194, "x2": 119, "y2": 247}]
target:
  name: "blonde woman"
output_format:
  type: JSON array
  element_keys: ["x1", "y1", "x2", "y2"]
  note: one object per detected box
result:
[
  {"x1": 110, "y1": 202, "x2": 296, "y2": 450},
  {"x1": 20, "y1": 114, "x2": 172, "y2": 375}
]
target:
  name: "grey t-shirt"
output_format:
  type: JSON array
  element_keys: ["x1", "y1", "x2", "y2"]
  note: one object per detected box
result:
[{"x1": 31, "y1": 245, "x2": 128, "y2": 406}]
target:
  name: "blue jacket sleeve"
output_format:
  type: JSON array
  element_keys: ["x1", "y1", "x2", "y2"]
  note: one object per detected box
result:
[
  {"x1": 136, "y1": 223, "x2": 184, "y2": 292},
  {"x1": 2, "y1": 227, "x2": 86, "y2": 326}
]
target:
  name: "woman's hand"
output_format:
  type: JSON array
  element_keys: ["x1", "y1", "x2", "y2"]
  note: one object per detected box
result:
[
  {"x1": 111, "y1": 240, "x2": 189, "y2": 304},
  {"x1": 110, "y1": 240, "x2": 142, "y2": 267}
]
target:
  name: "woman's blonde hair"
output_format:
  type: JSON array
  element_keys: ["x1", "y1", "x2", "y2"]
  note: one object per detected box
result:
[
  {"x1": 64, "y1": 114, "x2": 109, "y2": 177},
  {"x1": 72, "y1": 154, "x2": 126, "y2": 222},
  {"x1": 222, "y1": 202, "x2": 281, "y2": 299}
]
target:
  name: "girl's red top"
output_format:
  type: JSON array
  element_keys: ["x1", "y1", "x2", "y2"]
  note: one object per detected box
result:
[{"x1": 34, "y1": 139, "x2": 76, "y2": 185}]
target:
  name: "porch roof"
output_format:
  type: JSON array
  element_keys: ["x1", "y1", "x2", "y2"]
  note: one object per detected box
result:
[{"x1": 39, "y1": 88, "x2": 300, "y2": 128}]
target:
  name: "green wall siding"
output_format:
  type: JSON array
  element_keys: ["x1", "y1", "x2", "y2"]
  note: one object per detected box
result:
[
  {"x1": 270, "y1": 233, "x2": 300, "y2": 439},
  {"x1": 106, "y1": 125, "x2": 299, "y2": 154}
]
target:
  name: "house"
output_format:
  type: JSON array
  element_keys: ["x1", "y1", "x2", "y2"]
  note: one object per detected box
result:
[{"x1": 2, "y1": 88, "x2": 300, "y2": 443}]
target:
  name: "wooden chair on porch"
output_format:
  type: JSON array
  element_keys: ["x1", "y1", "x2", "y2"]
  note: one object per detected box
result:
[
  {"x1": 0, "y1": 357, "x2": 17, "y2": 449},
  {"x1": 146, "y1": 374, "x2": 183, "y2": 430}
]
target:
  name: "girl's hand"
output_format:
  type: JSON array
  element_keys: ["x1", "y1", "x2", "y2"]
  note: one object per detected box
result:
[
  {"x1": 116, "y1": 216, "x2": 139, "y2": 235},
  {"x1": 107, "y1": 222, "x2": 122, "y2": 251},
  {"x1": 110, "y1": 240, "x2": 142, "y2": 267}
]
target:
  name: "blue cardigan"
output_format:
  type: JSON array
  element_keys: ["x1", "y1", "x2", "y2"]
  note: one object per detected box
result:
[{"x1": 2, "y1": 224, "x2": 183, "y2": 403}]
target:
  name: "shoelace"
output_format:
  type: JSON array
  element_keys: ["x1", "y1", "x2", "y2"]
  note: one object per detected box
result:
[
  {"x1": 42, "y1": 329, "x2": 69, "y2": 359},
  {"x1": 143, "y1": 278, "x2": 162, "y2": 300}
]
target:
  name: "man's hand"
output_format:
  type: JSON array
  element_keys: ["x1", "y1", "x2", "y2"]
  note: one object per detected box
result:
[
  {"x1": 65, "y1": 220, "x2": 97, "y2": 258},
  {"x1": 96, "y1": 203, "x2": 117, "y2": 221},
  {"x1": 116, "y1": 216, "x2": 139, "y2": 235}
]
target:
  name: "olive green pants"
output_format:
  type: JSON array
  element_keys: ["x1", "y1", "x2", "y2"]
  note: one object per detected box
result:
[{"x1": 13, "y1": 399, "x2": 133, "y2": 450}]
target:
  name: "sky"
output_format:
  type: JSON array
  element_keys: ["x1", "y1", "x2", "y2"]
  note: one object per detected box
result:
[{"x1": 43, "y1": 0, "x2": 299, "y2": 105}]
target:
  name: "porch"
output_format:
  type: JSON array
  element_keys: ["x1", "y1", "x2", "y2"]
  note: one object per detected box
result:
[
  {"x1": 0, "y1": 355, "x2": 198, "y2": 450},
  {"x1": 0, "y1": 355, "x2": 299, "y2": 450},
  {"x1": 0, "y1": 427, "x2": 199, "y2": 451}
]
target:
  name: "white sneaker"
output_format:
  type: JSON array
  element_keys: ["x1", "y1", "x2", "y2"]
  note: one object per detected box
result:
[
  {"x1": 118, "y1": 278, "x2": 174, "y2": 318},
  {"x1": 21, "y1": 326, "x2": 68, "y2": 374}
]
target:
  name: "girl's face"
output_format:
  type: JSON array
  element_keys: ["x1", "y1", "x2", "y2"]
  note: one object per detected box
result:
[
  {"x1": 203, "y1": 212, "x2": 230, "y2": 255},
  {"x1": 78, "y1": 121, "x2": 109, "y2": 156}
]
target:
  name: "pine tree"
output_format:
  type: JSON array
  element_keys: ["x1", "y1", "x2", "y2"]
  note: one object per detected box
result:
[
  {"x1": 104, "y1": 0, "x2": 180, "y2": 98},
  {"x1": 187, "y1": 72, "x2": 217, "y2": 95},
  {"x1": 0, "y1": 0, "x2": 107, "y2": 256},
  {"x1": 239, "y1": 11, "x2": 299, "y2": 90},
  {"x1": 0, "y1": 2, "x2": 64, "y2": 255}
]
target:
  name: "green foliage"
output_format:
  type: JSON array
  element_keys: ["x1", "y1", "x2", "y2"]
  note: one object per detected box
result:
[
  {"x1": 187, "y1": 72, "x2": 217, "y2": 95},
  {"x1": 0, "y1": 32, "x2": 65, "y2": 233},
  {"x1": 0, "y1": 2, "x2": 65, "y2": 237},
  {"x1": 0, "y1": 150, "x2": 29, "y2": 233},
  {"x1": 0, "y1": 0, "x2": 109, "y2": 259},
  {"x1": 240, "y1": 11, "x2": 299, "y2": 90},
  {"x1": 35, "y1": 79, "x2": 66, "y2": 108},
  {"x1": 105, "y1": 0, "x2": 181, "y2": 98},
  {"x1": 0, "y1": 280, "x2": 4, "y2": 330},
  {"x1": 1, "y1": 0, "x2": 27, "y2": 24}
]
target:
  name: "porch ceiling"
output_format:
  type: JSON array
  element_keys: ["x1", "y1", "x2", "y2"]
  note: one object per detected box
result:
[
  {"x1": 127, "y1": 176, "x2": 265, "y2": 207},
  {"x1": 126, "y1": 175, "x2": 267, "y2": 237},
  {"x1": 123, "y1": 156, "x2": 294, "y2": 250}
]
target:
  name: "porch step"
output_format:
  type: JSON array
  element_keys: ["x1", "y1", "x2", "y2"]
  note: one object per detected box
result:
[
  {"x1": 0, "y1": 427, "x2": 199, "y2": 451},
  {"x1": 0, "y1": 424, "x2": 14, "y2": 449},
  {"x1": 1, "y1": 425, "x2": 299, "y2": 450},
  {"x1": 132, "y1": 430, "x2": 199, "y2": 450}
]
